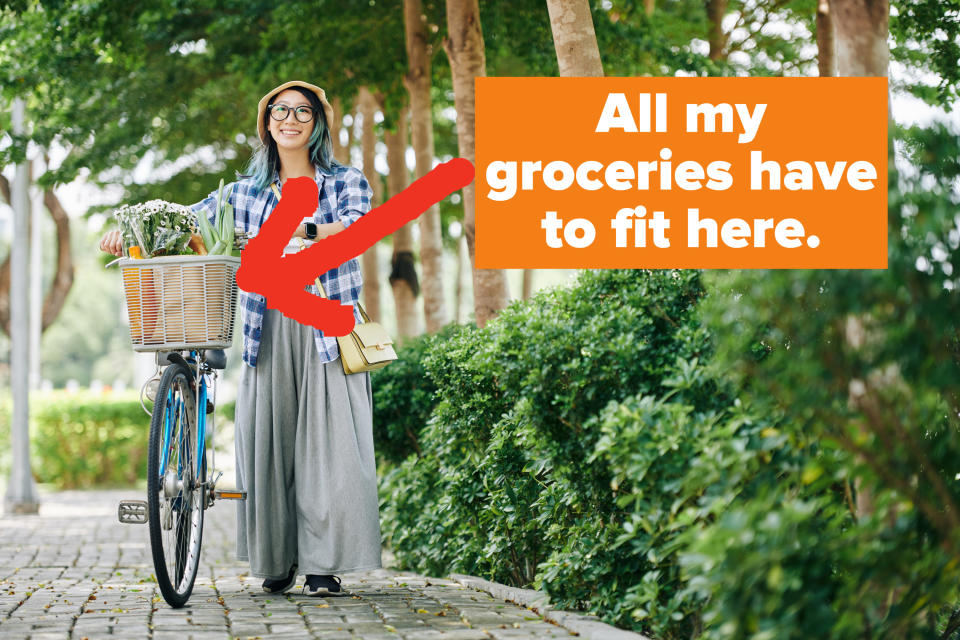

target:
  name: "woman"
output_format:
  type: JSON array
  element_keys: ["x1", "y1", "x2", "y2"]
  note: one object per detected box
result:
[{"x1": 99, "y1": 80, "x2": 382, "y2": 597}]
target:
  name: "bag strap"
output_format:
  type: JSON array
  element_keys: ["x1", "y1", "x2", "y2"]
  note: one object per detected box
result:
[{"x1": 274, "y1": 182, "x2": 371, "y2": 324}]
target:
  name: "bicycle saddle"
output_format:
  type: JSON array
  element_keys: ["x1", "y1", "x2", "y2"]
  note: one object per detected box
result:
[{"x1": 204, "y1": 349, "x2": 227, "y2": 370}]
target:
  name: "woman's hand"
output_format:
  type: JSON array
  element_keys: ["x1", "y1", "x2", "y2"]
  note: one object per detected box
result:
[{"x1": 99, "y1": 230, "x2": 124, "y2": 257}]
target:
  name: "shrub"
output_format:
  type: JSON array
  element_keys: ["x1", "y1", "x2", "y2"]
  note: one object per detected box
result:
[
  {"x1": 0, "y1": 391, "x2": 149, "y2": 489},
  {"x1": 217, "y1": 399, "x2": 236, "y2": 424},
  {"x1": 382, "y1": 236, "x2": 960, "y2": 638},
  {"x1": 380, "y1": 269, "x2": 787, "y2": 637},
  {"x1": 371, "y1": 323, "x2": 470, "y2": 465},
  {"x1": 380, "y1": 322, "x2": 502, "y2": 578},
  {"x1": 681, "y1": 469, "x2": 960, "y2": 640},
  {"x1": 684, "y1": 122, "x2": 960, "y2": 638}
]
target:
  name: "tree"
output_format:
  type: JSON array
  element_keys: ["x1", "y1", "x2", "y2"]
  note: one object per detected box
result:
[
  {"x1": 358, "y1": 87, "x2": 383, "y2": 323},
  {"x1": 383, "y1": 103, "x2": 423, "y2": 340},
  {"x1": 546, "y1": 0, "x2": 604, "y2": 76},
  {"x1": 405, "y1": 0, "x2": 448, "y2": 333},
  {"x1": 597, "y1": 0, "x2": 815, "y2": 78},
  {"x1": 705, "y1": 0, "x2": 728, "y2": 61},
  {"x1": 700, "y1": 0, "x2": 960, "y2": 629},
  {"x1": 832, "y1": 0, "x2": 888, "y2": 76},
  {"x1": 0, "y1": 0, "x2": 412, "y2": 333},
  {"x1": 817, "y1": 0, "x2": 836, "y2": 76},
  {"x1": 444, "y1": 0, "x2": 510, "y2": 328},
  {"x1": 831, "y1": 0, "x2": 889, "y2": 519},
  {"x1": 329, "y1": 96, "x2": 352, "y2": 163},
  {"x1": 890, "y1": 0, "x2": 960, "y2": 107},
  {"x1": 0, "y1": 159, "x2": 74, "y2": 337}
]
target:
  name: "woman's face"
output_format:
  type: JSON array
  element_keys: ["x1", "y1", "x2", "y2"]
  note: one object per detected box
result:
[{"x1": 266, "y1": 89, "x2": 315, "y2": 152}]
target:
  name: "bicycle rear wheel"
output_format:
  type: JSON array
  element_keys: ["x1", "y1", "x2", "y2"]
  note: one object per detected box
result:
[{"x1": 147, "y1": 361, "x2": 205, "y2": 608}]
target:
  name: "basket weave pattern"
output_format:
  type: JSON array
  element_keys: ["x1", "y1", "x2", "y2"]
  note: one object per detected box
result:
[{"x1": 119, "y1": 255, "x2": 240, "y2": 351}]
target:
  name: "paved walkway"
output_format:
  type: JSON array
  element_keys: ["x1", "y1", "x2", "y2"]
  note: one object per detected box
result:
[{"x1": 0, "y1": 490, "x2": 577, "y2": 639}]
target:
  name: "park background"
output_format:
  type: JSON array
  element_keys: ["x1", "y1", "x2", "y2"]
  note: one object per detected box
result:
[{"x1": 1, "y1": 0, "x2": 959, "y2": 638}]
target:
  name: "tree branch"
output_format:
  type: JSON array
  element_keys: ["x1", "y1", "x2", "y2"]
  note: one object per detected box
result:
[
  {"x1": 41, "y1": 187, "x2": 74, "y2": 332},
  {"x1": 940, "y1": 606, "x2": 960, "y2": 640},
  {"x1": 0, "y1": 173, "x2": 10, "y2": 205}
]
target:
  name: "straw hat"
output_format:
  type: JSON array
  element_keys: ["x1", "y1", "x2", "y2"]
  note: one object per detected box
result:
[{"x1": 256, "y1": 80, "x2": 335, "y2": 144}]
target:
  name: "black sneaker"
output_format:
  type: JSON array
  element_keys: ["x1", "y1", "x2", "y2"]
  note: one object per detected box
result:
[
  {"x1": 262, "y1": 564, "x2": 298, "y2": 594},
  {"x1": 303, "y1": 574, "x2": 343, "y2": 596}
]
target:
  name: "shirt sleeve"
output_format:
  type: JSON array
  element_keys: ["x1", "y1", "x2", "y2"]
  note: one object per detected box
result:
[
  {"x1": 189, "y1": 182, "x2": 236, "y2": 228},
  {"x1": 189, "y1": 191, "x2": 218, "y2": 228},
  {"x1": 337, "y1": 167, "x2": 373, "y2": 229}
]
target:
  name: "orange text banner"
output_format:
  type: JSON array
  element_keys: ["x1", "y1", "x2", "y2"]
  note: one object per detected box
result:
[{"x1": 475, "y1": 77, "x2": 888, "y2": 269}]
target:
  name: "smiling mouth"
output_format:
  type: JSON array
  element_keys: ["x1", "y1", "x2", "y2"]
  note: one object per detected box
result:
[{"x1": 279, "y1": 129, "x2": 301, "y2": 136}]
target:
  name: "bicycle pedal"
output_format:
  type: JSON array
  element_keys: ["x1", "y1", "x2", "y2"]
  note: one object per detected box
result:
[
  {"x1": 213, "y1": 489, "x2": 246, "y2": 501},
  {"x1": 118, "y1": 500, "x2": 148, "y2": 524}
]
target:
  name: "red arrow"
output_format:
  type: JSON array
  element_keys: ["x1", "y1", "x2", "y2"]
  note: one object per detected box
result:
[{"x1": 236, "y1": 158, "x2": 475, "y2": 336}]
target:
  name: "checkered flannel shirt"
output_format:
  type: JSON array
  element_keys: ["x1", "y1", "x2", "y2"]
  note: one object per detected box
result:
[{"x1": 190, "y1": 164, "x2": 373, "y2": 367}]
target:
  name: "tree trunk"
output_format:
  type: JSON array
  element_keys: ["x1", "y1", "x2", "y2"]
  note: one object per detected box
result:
[
  {"x1": 832, "y1": 0, "x2": 888, "y2": 76},
  {"x1": 644, "y1": 0, "x2": 655, "y2": 16},
  {"x1": 40, "y1": 187, "x2": 74, "y2": 331},
  {"x1": 706, "y1": 0, "x2": 729, "y2": 61},
  {"x1": 545, "y1": 0, "x2": 605, "y2": 76},
  {"x1": 445, "y1": 0, "x2": 510, "y2": 328},
  {"x1": 330, "y1": 96, "x2": 350, "y2": 163},
  {"x1": 834, "y1": 0, "x2": 889, "y2": 523},
  {"x1": 330, "y1": 96, "x2": 342, "y2": 161},
  {"x1": 344, "y1": 102, "x2": 355, "y2": 162},
  {"x1": 0, "y1": 167, "x2": 74, "y2": 336},
  {"x1": 358, "y1": 87, "x2": 382, "y2": 323},
  {"x1": 454, "y1": 233, "x2": 466, "y2": 323},
  {"x1": 405, "y1": 0, "x2": 448, "y2": 333},
  {"x1": 522, "y1": 269, "x2": 534, "y2": 300},
  {"x1": 383, "y1": 104, "x2": 422, "y2": 341},
  {"x1": 0, "y1": 174, "x2": 11, "y2": 334},
  {"x1": 817, "y1": 0, "x2": 836, "y2": 77}
]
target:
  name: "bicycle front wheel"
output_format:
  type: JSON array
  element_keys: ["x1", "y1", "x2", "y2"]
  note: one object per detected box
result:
[{"x1": 147, "y1": 361, "x2": 205, "y2": 608}]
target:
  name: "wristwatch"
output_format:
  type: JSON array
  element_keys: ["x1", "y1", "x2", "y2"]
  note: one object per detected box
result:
[{"x1": 303, "y1": 222, "x2": 318, "y2": 240}]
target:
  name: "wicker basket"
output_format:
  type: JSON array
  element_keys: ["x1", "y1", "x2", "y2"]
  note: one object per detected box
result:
[{"x1": 119, "y1": 255, "x2": 241, "y2": 351}]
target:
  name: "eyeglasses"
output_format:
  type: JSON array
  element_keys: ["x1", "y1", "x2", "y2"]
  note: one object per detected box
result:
[{"x1": 268, "y1": 104, "x2": 315, "y2": 123}]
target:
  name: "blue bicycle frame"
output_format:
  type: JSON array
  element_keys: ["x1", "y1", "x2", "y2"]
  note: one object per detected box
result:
[{"x1": 158, "y1": 350, "x2": 209, "y2": 482}]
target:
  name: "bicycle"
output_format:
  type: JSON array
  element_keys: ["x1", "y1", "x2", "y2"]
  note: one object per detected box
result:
[{"x1": 112, "y1": 253, "x2": 246, "y2": 608}]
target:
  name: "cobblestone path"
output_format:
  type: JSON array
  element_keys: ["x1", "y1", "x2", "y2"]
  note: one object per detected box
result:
[{"x1": 0, "y1": 491, "x2": 577, "y2": 639}]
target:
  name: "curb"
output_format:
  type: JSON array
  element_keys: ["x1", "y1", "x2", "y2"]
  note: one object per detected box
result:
[{"x1": 448, "y1": 572, "x2": 652, "y2": 640}]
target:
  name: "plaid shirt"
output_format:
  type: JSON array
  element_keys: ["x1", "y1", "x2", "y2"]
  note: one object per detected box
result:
[{"x1": 190, "y1": 164, "x2": 373, "y2": 367}]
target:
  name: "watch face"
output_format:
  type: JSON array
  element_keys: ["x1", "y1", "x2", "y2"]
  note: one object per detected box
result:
[{"x1": 305, "y1": 222, "x2": 318, "y2": 239}]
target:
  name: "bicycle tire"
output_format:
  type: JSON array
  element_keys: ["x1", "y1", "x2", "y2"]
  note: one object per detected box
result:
[{"x1": 147, "y1": 361, "x2": 205, "y2": 608}]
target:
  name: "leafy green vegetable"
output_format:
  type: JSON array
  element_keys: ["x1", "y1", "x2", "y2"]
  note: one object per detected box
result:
[
  {"x1": 199, "y1": 179, "x2": 236, "y2": 255},
  {"x1": 220, "y1": 202, "x2": 234, "y2": 253},
  {"x1": 197, "y1": 208, "x2": 216, "y2": 255}
]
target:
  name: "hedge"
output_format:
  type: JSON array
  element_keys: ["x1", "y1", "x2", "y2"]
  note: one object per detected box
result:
[
  {"x1": 374, "y1": 268, "x2": 952, "y2": 639},
  {"x1": 371, "y1": 323, "x2": 469, "y2": 465},
  {"x1": 0, "y1": 391, "x2": 149, "y2": 489},
  {"x1": 377, "y1": 269, "x2": 770, "y2": 637}
]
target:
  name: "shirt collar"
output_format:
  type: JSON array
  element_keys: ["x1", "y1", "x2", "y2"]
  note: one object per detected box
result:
[{"x1": 272, "y1": 164, "x2": 331, "y2": 192}]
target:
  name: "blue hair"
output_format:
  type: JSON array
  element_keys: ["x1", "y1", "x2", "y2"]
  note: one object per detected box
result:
[{"x1": 238, "y1": 86, "x2": 339, "y2": 191}]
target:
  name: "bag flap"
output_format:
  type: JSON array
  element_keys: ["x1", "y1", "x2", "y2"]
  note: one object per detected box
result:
[{"x1": 353, "y1": 322, "x2": 395, "y2": 351}]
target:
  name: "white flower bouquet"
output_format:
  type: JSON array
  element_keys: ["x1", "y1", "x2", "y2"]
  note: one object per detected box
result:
[{"x1": 113, "y1": 199, "x2": 198, "y2": 258}]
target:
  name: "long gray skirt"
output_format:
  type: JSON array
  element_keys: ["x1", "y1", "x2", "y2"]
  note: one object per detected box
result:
[{"x1": 234, "y1": 307, "x2": 383, "y2": 579}]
